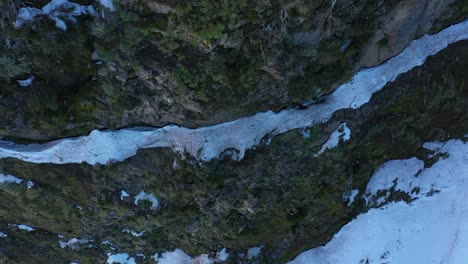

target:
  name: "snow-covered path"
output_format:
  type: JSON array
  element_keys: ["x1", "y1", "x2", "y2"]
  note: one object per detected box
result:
[
  {"x1": 288, "y1": 139, "x2": 468, "y2": 264},
  {"x1": 0, "y1": 21, "x2": 467, "y2": 165}
]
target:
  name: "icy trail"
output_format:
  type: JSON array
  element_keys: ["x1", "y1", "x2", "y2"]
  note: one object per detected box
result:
[
  {"x1": 288, "y1": 139, "x2": 468, "y2": 264},
  {"x1": 1, "y1": 21, "x2": 467, "y2": 165}
]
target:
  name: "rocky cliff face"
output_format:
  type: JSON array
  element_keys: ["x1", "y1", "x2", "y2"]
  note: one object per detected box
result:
[
  {"x1": 0, "y1": 0, "x2": 465, "y2": 140},
  {"x1": 0, "y1": 1, "x2": 467, "y2": 264}
]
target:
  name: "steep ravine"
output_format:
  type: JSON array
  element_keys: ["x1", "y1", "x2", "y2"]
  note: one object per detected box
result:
[
  {"x1": 0, "y1": 32, "x2": 466, "y2": 264},
  {"x1": 0, "y1": 1, "x2": 467, "y2": 264},
  {"x1": 0, "y1": 19, "x2": 466, "y2": 165}
]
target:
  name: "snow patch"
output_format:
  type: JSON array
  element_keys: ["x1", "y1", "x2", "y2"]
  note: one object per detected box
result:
[
  {"x1": 98, "y1": 0, "x2": 115, "y2": 11},
  {"x1": 314, "y1": 123, "x2": 351, "y2": 157},
  {"x1": 122, "y1": 228, "x2": 145, "y2": 237},
  {"x1": 153, "y1": 248, "x2": 230, "y2": 264},
  {"x1": 153, "y1": 249, "x2": 194, "y2": 264},
  {"x1": 120, "y1": 190, "x2": 130, "y2": 200},
  {"x1": 16, "y1": 76, "x2": 34, "y2": 87},
  {"x1": 59, "y1": 238, "x2": 91, "y2": 249},
  {"x1": 0, "y1": 174, "x2": 23, "y2": 184},
  {"x1": 0, "y1": 232, "x2": 7, "y2": 237},
  {"x1": 364, "y1": 157, "x2": 424, "y2": 206},
  {"x1": 134, "y1": 191, "x2": 159, "y2": 209},
  {"x1": 216, "y1": 248, "x2": 229, "y2": 262},
  {"x1": 0, "y1": 20, "x2": 467, "y2": 165},
  {"x1": 342, "y1": 189, "x2": 359, "y2": 207},
  {"x1": 10, "y1": 224, "x2": 36, "y2": 232},
  {"x1": 15, "y1": 0, "x2": 97, "y2": 30},
  {"x1": 288, "y1": 139, "x2": 468, "y2": 264},
  {"x1": 247, "y1": 245, "x2": 264, "y2": 259},
  {"x1": 107, "y1": 253, "x2": 135, "y2": 264}
]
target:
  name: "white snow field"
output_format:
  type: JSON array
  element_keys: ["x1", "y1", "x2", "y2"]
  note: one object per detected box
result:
[
  {"x1": 288, "y1": 139, "x2": 468, "y2": 264},
  {"x1": 0, "y1": 20, "x2": 467, "y2": 165}
]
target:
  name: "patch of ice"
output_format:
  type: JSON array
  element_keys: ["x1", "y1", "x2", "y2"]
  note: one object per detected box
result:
[
  {"x1": 0, "y1": 232, "x2": 7, "y2": 237},
  {"x1": 314, "y1": 123, "x2": 351, "y2": 157},
  {"x1": 247, "y1": 245, "x2": 264, "y2": 259},
  {"x1": 107, "y1": 253, "x2": 136, "y2": 264},
  {"x1": 288, "y1": 139, "x2": 468, "y2": 264},
  {"x1": 120, "y1": 190, "x2": 130, "y2": 200},
  {"x1": 17, "y1": 76, "x2": 34, "y2": 87},
  {"x1": 122, "y1": 228, "x2": 145, "y2": 237},
  {"x1": 98, "y1": 0, "x2": 115, "y2": 11},
  {"x1": 134, "y1": 191, "x2": 159, "y2": 209},
  {"x1": 15, "y1": 0, "x2": 97, "y2": 30},
  {"x1": 0, "y1": 20, "x2": 467, "y2": 165}
]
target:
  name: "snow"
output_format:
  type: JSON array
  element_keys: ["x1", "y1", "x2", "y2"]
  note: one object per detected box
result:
[
  {"x1": 216, "y1": 248, "x2": 229, "y2": 262},
  {"x1": 153, "y1": 248, "x2": 230, "y2": 263},
  {"x1": 0, "y1": 232, "x2": 7, "y2": 238},
  {"x1": 313, "y1": 123, "x2": 351, "y2": 157},
  {"x1": 0, "y1": 174, "x2": 23, "y2": 184},
  {"x1": 134, "y1": 191, "x2": 159, "y2": 209},
  {"x1": 1, "y1": 20, "x2": 468, "y2": 165},
  {"x1": 14, "y1": 0, "x2": 97, "y2": 30},
  {"x1": 98, "y1": 0, "x2": 115, "y2": 11},
  {"x1": 0, "y1": 174, "x2": 34, "y2": 189},
  {"x1": 343, "y1": 189, "x2": 359, "y2": 207},
  {"x1": 247, "y1": 245, "x2": 264, "y2": 259},
  {"x1": 17, "y1": 76, "x2": 34, "y2": 87},
  {"x1": 107, "y1": 253, "x2": 136, "y2": 264},
  {"x1": 153, "y1": 249, "x2": 195, "y2": 264},
  {"x1": 122, "y1": 228, "x2": 145, "y2": 237},
  {"x1": 59, "y1": 238, "x2": 91, "y2": 249},
  {"x1": 120, "y1": 190, "x2": 130, "y2": 200},
  {"x1": 10, "y1": 224, "x2": 36, "y2": 232},
  {"x1": 288, "y1": 139, "x2": 468, "y2": 264},
  {"x1": 364, "y1": 157, "x2": 424, "y2": 206},
  {"x1": 27, "y1": 181, "x2": 34, "y2": 189}
]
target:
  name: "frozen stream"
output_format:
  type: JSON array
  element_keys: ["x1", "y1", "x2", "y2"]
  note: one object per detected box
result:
[{"x1": 1, "y1": 20, "x2": 467, "y2": 165}]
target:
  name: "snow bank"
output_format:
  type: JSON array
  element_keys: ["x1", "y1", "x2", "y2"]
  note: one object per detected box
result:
[
  {"x1": 288, "y1": 139, "x2": 468, "y2": 264},
  {"x1": 15, "y1": 0, "x2": 97, "y2": 30},
  {"x1": 1, "y1": 20, "x2": 468, "y2": 165}
]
